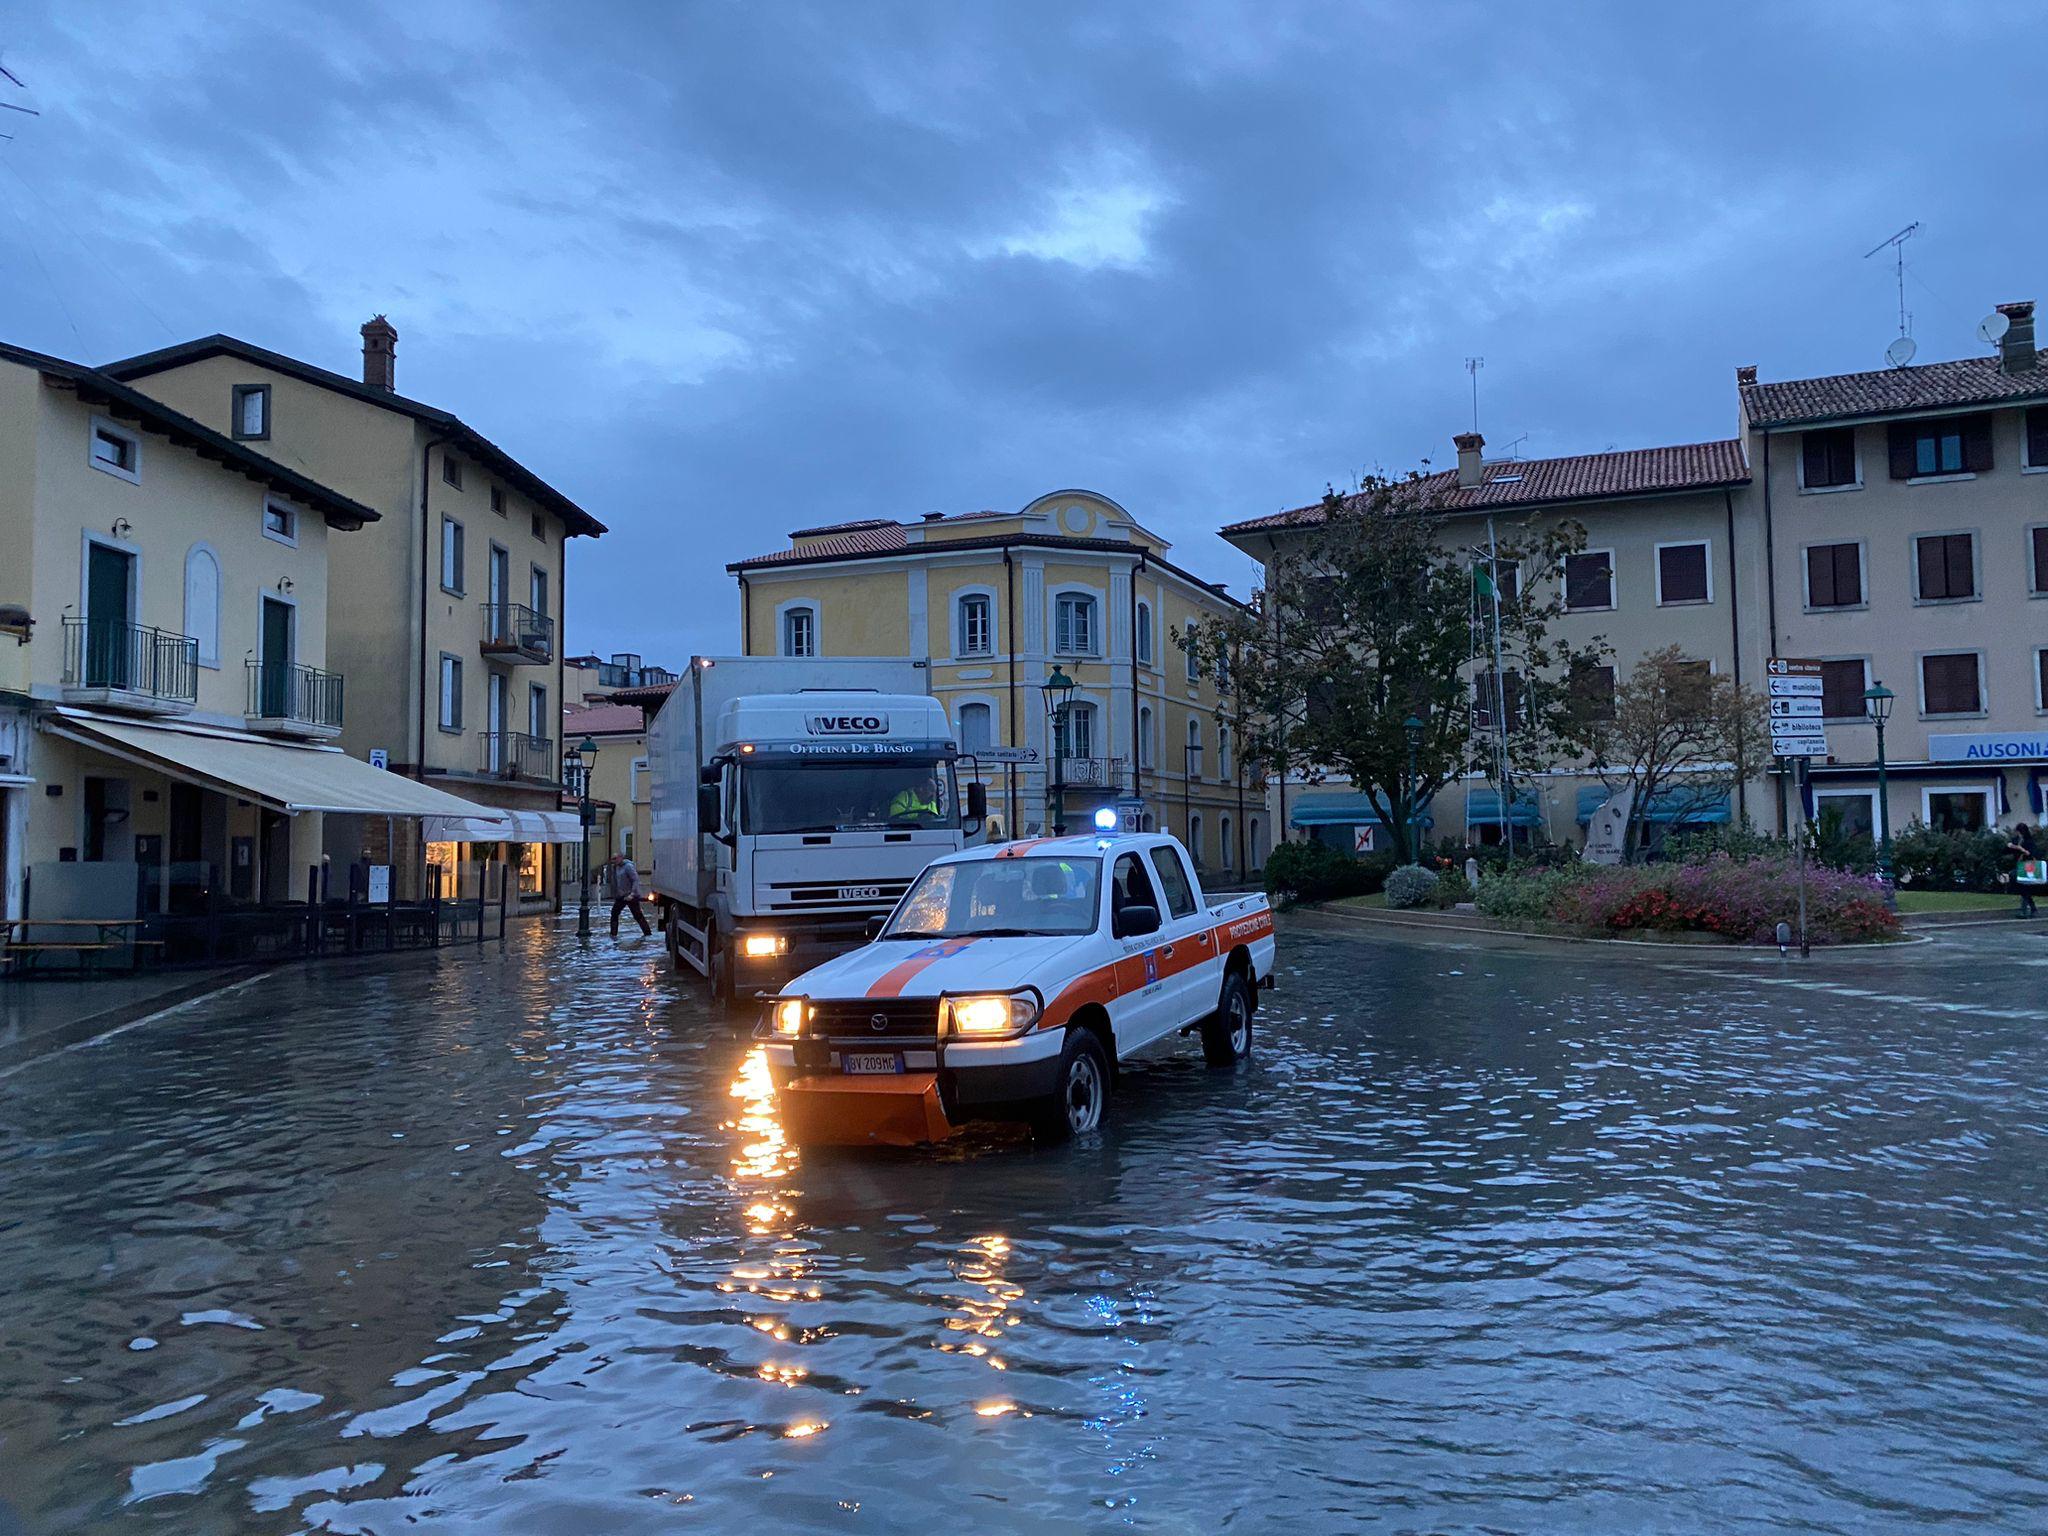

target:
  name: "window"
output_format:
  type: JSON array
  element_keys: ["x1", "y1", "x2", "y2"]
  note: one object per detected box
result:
[
  {"x1": 631, "y1": 757, "x2": 650, "y2": 803},
  {"x1": 1186, "y1": 624, "x2": 1201, "y2": 682},
  {"x1": 1889, "y1": 415, "x2": 1991, "y2": 479},
  {"x1": 438, "y1": 654, "x2": 463, "y2": 730},
  {"x1": 1215, "y1": 646, "x2": 1230, "y2": 692},
  {"x1": 1136, "y1": 601, "x2": 1154, "y2": 665},
  {"x1": 1109, "y1": 852, "x2": 1159, "y2": 924},
  {"x1": 2038, "y1": 647, "x2": 2048, "y2": 711},
  {"x1": 232, "y1": 383, "x2": 270, "y2": 440},
  {"x1": 442, "y1": 454, "x2": 464, "y2": 489},
  {"x1": 1820, "y1": 658, "x2": 1868, "y2": 719},
  {"x1": 1062, "y1": 702, "x2": 1096, "y2": 759},
  {"x1": 528, "y1": 683, "x2": 547, "y2": 739},
  {"x1": 182, "y1": 544, "x2": 220, "y2": 668},
  {"x1": 1669, "y1": 659, "x2": 1713, "y2": 712},
  {"x1": 1806, "y1": 542, "x2": 1863, "y2": 609},
  {"x1": 1054, "y1": 593, "x2": 1096, "y2": 655},
  {"x1": 89, "y1": 417, "x2": 140, "y2": 482},
  {"x1": 1489, "y1": 559, "x2": 1520, "y2": 605},
  {"x1": 531, "y1": 512, "x2": 545, "y2": 541},
  {"x1": 620, "y1": 828, "x2": 635, "y2": 859},
  {"x1": 441, "y1": 516, "x2": 465, "y2": 593},
  {"x1": 490, "y1": 484, "x2": 506, "y2": 515},
  {"x1": 958, "y1": 594, "x2": 992, "y2": 656},
  {"x1": 1138, "y1": 704, "x2": 1155, "y2": 769},
  {"x1": 1924, "y1": 788, "x2": 1992, "y2": 833},
  {"x1": 2033, "y1": 527, "x2": 2048, "y2": 595},
  {"x1": 530, "y1": 564, "x2": 549, "y2": 616},
  {"x1": 958, "y1": 701, "x2": 993, "y2": 753},
  {"x1": 1570, "y1": 661, "x2": 1616, "y2": 722},
  {"x1": 781, "y1": 606, "x2": 816, "y2": 658},
  {"x1": 1218, "y1": 722, "x2": 1232, "y2": 779},
  {"x1": 1921, "y1": 652, "x2": 1983, "y2": 716},
  {"x1": 1563, "y1": 550, "x2": 1613, "y2": 611},
  {"x1": 1814, "y1": 791, "x2": 1876, "y2": 839},
  {"x1": 1915, "y1": 532, "x2": 1976, "y2": 602},
  {"x1": 2028, "y1": 407, "x2": 2048, "y2": 469},
  {"x1": 1656, "y1": 542, "x2": 1710, "y2": 605},
  {"x1": 1801, "y1": 426, "x2": 1856, "y2": 489},
  {"x1": 1189, "y1": 814, "x2": 1204, "y2": 867},
  {"x1": 1220, "y1": 815, "x2": 1234, "y2": 871},
  {"x1": 517, "y1": 841, "x2": 543, "y2": 897},
  {"x1": 1186, "y1": 716, "x2": 1202, "y2": 776},
  {"x1": 1474, "y1": 668, "x2": 1527, "y2": 730},
  {"x1": 1147, "y1": 846, "x2": 1197, "y2": 918},
  {"x1": 262, "y1": 499, "x2": 296, "y2": 545}
]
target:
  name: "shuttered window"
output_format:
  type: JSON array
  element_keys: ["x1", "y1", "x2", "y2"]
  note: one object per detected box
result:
[
  {"x1": 2027, "y1": 407, "x2": 2048, "y2": 469},
  {"x1": 1657, "y1": 542, "x2": 1710, "y2": 604},
  {"x1": 1889, "y1": 415, "x2": 1992, "y2": 478},
  {"x1": 1914, "y1": 533, "x2": 1976, "y2": 601},
  {"x1": 1563, "y1": 551, "x2": 1613, "y2": 611},
  {"x1": 1801, "y1": 427, "x2": 1856, "y2": 488},
  {"x1": 1820, "y1": 658, "x2": 1867, "y2": 719},
  {"x1": 1806, "y1": 542, "x2": 1862, "y2": 608},
  {"x1": 1921, "y1": 652, "x2": 1982, "y2": 715},
  {"x1": 2034, "y1": 526, "x2": 2048, "y2": 594}
]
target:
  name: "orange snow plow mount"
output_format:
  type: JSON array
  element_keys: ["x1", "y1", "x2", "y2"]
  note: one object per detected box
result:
[{"x1": 777, "y1": 1072, "x2": 956, "y2": 1148}]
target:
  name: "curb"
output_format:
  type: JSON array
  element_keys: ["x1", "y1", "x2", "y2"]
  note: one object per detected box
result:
[
  {"x1": 1289, "y1": 902, "x2": 1928, "y2": 952},
  {"x1": 0, "y1": 968, "x2": 264, "y2": 1078}
]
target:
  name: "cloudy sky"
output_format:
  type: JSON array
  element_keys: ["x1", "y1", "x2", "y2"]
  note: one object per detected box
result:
[{"x1": 1, "y1": 2, "x2": 2037, "y2": 661}]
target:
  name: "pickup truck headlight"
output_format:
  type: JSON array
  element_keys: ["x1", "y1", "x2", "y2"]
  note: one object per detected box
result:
[
  {"x1": 945, "y1": 992, "x2": 1040, "y2": 1038},
  {"x1": 771, "y1": 997, "x2": 810, "y2": 1036},
  {"x1": 740, "y1": 932, "x2": 789, "y2": 959}
]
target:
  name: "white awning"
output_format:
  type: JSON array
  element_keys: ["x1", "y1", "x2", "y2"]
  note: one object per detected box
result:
[
  {"x1": 43, "y1": 711, "x2": 502, "y2": 820},
  {"x1": 423, "y1": 809, "x2": 580, "y2": 844}
]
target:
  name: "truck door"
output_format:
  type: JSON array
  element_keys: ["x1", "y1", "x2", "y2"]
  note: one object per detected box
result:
[
  {"x1": 1146, "y1": 843, "x2": 1219, "y2": 1026},
  {"x1": 1107, "y1": 851, "x2": 1172, "y2": 1051}
]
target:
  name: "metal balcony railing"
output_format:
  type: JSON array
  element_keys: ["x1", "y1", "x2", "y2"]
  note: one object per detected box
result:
[
  {"x1": 479, "y1": 730, "x2": 555, "y2": 782},
  {"x1": 61, "y1": 617, "x2": 199, "y2": 704},
  {"x1": 245, "y1": 660, "x2": 344, "y2": 730},
  {"x1": 1052, "y1": 755, "x2": 1127, "y2": 790},
  {"x1": 480, "y1": 603, "x2": 555, "y2": 663}
]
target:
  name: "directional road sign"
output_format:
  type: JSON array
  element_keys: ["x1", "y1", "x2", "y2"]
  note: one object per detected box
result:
[
  {"x1": 976, "y1": 746, "x2": 1039, "y2": 765},
  {"x1": 1767, "y1": 657, "x2": 1824, "y2": 698},
  {"x1": 1769, "y1": 697, "x2": 1823, "y2": 718},
  {"x1": 1768, "y1": 659, "x2": 1828, "y2": 756}
]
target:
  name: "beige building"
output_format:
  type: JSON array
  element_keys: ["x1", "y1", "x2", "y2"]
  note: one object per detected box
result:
[
  {"x1": 1222, "y1": 297, "x2": 2048, "y2": 853},
  {"x1": 104, "y1": 320, "x2": 608, "y2": 909},
  {"x1": 729, "y1": 491, "x2": 1261, "y2": 875},
  {"x1": 0, "y1": 340, "x2": 484, "y2": 935}
]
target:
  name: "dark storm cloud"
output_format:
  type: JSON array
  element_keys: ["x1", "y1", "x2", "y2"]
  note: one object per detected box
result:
[{"x1": 2, "y1": 1, "x2": 2040, "y2": 659}]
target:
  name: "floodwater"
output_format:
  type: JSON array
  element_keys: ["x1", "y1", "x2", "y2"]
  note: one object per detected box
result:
[{"x1": 3, "y1": 918, "x2": 2047, "y2": 1533}]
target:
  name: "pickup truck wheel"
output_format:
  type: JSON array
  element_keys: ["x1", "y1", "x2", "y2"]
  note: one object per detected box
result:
[
  {"x1": 1201, "y1": 971, "x2": 1254, "y2": 1067},
  {"x1": 1031, "y1": 1030, "x2": 1110, "y2": 1143}
]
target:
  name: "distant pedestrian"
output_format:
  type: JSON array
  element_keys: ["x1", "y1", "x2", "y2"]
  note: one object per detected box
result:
[
  {"x1": 2009, "y1": 824, "x2": 2040, "y2": 918},
  {"x1": 608, "y1": 853, "x2": 652, "y2": 937}
]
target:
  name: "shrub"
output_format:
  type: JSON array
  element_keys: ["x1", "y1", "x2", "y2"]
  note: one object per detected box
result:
[
  {"x1": 1431, "y1": 864, "x2": 1473, "y2": 908},
  {"x1": 1474, "y1": 867, "x2": 1575, "y2": 921},
  {"x1": 1263, "y1": 841, "x2": 1395, "y2": 904},
  {"x1": 1536, "y1": 854, "x2": 1896, "y2": 944},
  {"x1": 1890, "y1": 822, "x2": 2013, "y2": 891},
  {"x1": 1665, "y1": 819, "x2": 1786, "y2": 866},
  {"x1": 1383, "y1": 864, "x2": 1440, "y2": 909}
]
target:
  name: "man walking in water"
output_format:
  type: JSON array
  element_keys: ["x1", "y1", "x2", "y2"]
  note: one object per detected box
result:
[{"x1": 608, "y1": 852, "x2": 652, "y2": 938}]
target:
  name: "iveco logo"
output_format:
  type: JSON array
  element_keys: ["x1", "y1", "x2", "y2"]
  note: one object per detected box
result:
[
  {"x1": 869, "y1": 1013, "x2": 890, "y2": 1032},
  {"x1": 808, "y1": 712, "x2": 890, "y2": 735}
]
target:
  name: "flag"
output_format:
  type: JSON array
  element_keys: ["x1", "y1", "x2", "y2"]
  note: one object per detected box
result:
[{"x1": 1472, "y1": 563, "x2": 1496, "y2": 599}]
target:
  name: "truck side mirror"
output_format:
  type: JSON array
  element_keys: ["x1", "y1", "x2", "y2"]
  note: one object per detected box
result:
[
  {"x1": 699, "y1": 762, "x2": 721, "y2": 786},
  {"x1": 1112, "y1": 904, "x2": 1160, "y2": 939},
  {"x1": 965, "y1": 781, "x2": 987, "y2": 821},
  {"x1": 696, "y1": 783, "x2": 720, "y2": 831}
]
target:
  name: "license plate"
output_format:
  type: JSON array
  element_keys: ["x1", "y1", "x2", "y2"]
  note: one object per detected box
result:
[{"x1": 842, "y1": 1051, "x2": 903, "y2": 1075}]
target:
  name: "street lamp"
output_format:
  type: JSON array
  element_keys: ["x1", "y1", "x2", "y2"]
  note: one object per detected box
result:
[
  {"x1": 570, "y1": 733, "x2": 599, "y2": 940},
  {"x1": 1864, "y1": 683, "x2": 1895, "y2": 909},
  {"x1": 1402, "y1": 713, "x2": 1425, "y2": 861},
  {"x1": 1040, "y1": 665, "x2": 1076, "y2": 835}
]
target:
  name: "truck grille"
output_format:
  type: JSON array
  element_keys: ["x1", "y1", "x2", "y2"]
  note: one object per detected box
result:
[
  {"x1": 767, "y1": 878, "x2": 913, "y2": 910},
  {"x1": 807, "y1": 997, "x2": 940, "y2": 1038}
]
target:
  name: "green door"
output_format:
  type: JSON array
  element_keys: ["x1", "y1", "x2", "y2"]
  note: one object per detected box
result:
[
  {"x1": 260, "y1": 597, "x2": 294, "y2": 717},
  {"x1": 86, "y1": 543, "x2": 133, "y2": 688}
]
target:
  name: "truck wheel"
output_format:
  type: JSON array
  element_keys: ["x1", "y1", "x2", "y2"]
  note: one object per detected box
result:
[
  {"x1": 706, "y1": 929, "x2": 735, "y2": 1012},
  {"x1": 665, "y1": 905, "x2": 687, "y2": 970},
  {"x1": 1030, "y1": 1029, "x2": 1110, "y2": 1143},
  {"x1": 1201, "y1": 970, "x2": 1254, "y2": 1067}
]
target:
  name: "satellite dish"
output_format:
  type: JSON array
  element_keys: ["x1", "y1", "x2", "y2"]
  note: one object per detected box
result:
[
  {"x1": 1886, "y1": 335, "x2": 1918, "y2": 368},
  {"x1": 1977, "y1": 311, "x2": 2011, "y2": 344}
]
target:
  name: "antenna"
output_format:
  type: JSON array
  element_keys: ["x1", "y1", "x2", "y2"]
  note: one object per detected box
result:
[
  {"x1": 1464, "y1": 356, "x2": 1483, "y2": 434},
  {"x1": 1863, "y1": 221, "x2": 1920, "y2": 359},
  {"x1": 1501, "y1": 432, "x2": 1529, "y2": 460}
]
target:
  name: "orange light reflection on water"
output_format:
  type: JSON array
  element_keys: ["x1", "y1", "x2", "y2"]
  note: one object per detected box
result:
[{"x1": 938, "y1": 1233, "x2": 1022, "y2": 1373}]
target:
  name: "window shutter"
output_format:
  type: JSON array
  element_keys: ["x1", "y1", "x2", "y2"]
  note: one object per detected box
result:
[
  {"x1": 1916, "y1": 537, "x2": 1942, "y2": 599},
  {"x1": 2028, "y1": 407, "x2": 2048, "y2": 469},
  {"x1": 1802, "y1": 432, "x2": 1828, "y2": 487},
  {"x1": 1887, "y1": 423, "x2": 1915, "y2": 480},
  {"x1": 1963, "y1": 414, "x2": 1994, "y2": 472}
]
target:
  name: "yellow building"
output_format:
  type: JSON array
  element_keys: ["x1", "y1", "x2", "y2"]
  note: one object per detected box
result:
[
  {"x1": 104, "y1": 320, "x2": 608, "y2": 910},
  {"x1": 0, "y1": 339, "x2": 486, "y2": 936},
  {"x1": 729, "y1": 490, "x2": 1263, "y2": 876}
]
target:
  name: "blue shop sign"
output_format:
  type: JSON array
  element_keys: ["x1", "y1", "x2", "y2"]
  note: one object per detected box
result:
[{"x1": 1928, "y1": 732, "x2": 2048, "y2": 762}]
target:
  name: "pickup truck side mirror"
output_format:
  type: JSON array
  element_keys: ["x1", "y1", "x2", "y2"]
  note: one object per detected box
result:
[
  {"x1": 1112, "y1": 903, "x2": 1161, "y2": 939},
  {"x1": 864, "y1": 915, "x2": 887, "y2": 941}
]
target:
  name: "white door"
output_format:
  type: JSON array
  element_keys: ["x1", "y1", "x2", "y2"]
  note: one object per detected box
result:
[
  {"x1": 1106, "y1": 850, "x2": 1173, "y2": 1051},
  {"x1": 1145, "y1": 842, "x2": 1219, "y2": 1026}
]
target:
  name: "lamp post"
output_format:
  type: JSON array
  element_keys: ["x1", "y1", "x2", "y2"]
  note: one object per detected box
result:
[
  {"x1": 1864, "y1": 683, "x2": 1895, "y2": 909},
  {"x1": 569, "y1": 733, "x2": 599, "y2": 940},
  {"x1": 1402, "y1": 713, "x2": 1425, "y2": 862},
  {"x1": 1040, "y1": 666, "x2": 1076, "y2": 835}
]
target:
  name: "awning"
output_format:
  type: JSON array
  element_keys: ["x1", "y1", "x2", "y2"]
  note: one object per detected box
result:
[
  {"x1": 43, "y1": 712, "x2": 497, "y2": 819},
  {"x1": 423, "y1": 810, "x2": 580, "y2": 844},
  {"x1": 1464, "y1": 788, "x2": 1541, "y2": 828},
  {"x1": 1575, "y1": 784, "x2": 1730, "y2": 825},
  {"x1": 1288, "y1": 791, "x2": 1433, "y2": 829}
]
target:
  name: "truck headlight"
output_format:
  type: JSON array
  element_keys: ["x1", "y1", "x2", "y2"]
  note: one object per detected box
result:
[
  {"x1": 772, "y1": 997, "x2": 809, "y2": 1036},
  {"x1": 945, "y1": 992, "x2": 1040, "y2": 1038},
  {"x1": 741, "y1": 932, "x2": 789, "y2": 959}
]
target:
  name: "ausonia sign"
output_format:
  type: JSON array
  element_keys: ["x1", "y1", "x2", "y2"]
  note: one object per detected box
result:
[
  {"x1": 807, "y1": 712, "x2": 890, "y2": 735},
  {"x1": 1928, "y1": 732, "x2": 2048, "y2": 762}
]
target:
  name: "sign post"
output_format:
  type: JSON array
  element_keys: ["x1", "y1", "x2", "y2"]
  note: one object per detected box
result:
[{"x1": 1768, "y1": 659, "x2": 1828, "y2": 956}]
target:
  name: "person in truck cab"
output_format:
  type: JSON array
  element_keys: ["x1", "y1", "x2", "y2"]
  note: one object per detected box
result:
[{"x1": 888, "y1": 774, "x2": 943, "y2": 823}]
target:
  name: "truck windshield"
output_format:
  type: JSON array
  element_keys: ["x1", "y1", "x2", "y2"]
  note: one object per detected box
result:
[
  {"x1": 884, "y1": 856, "x2": 1102, "y2": 939},
  {"x1": 741, "y1": 761, "x2": 956, "y2": 835}
]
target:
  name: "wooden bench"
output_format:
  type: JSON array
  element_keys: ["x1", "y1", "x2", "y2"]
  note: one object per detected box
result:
[{"x1": 1, "y1": 923, "x2": 162, "y2": 976}]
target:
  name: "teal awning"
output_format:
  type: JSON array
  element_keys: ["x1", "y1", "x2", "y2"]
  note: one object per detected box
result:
[
  {"x1": 1465, "y1": 788, "x2": 1541, "y2": 827},
  {"x1": 1289, "y1": 792, "x2": 1434, "y2": 829},
  {"x1": 1575, "y1": 785, "x2": 1730, "y2": 824}
]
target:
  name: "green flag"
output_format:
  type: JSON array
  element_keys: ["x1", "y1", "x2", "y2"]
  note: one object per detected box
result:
[{"x1": 1472, "y1": 562, "x2": 1496, "y2": 599}]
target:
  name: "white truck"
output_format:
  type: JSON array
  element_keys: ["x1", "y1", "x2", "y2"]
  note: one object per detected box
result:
[
  {"x1": 760, "y1": 830, "x2": 1276, "y2": 1146},
  {"x1": 646, "y1": 657, "x2": 986, "y2": 1003}
]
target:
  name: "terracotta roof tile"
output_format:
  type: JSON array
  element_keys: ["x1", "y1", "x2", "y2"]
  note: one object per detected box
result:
[
  {"x1": 1741, "y1": 351, "x2": 2048, "y2": 426},
  {"x1": 563, "y1": 701, "x2": 646, "y2": 734}
]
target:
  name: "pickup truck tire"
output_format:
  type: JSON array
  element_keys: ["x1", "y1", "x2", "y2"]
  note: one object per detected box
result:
[
  {"x1": 1030, "y1": 1029, "x2": 1110, "y2": 1143},
  {"x1": 1201, "y1": 971, "x2": 1254, "y2": 1067}
]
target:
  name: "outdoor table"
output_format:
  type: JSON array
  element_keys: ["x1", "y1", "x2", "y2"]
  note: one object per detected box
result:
[{"x1": 2, "y1": 918, "x2": 161, "y2": 976}]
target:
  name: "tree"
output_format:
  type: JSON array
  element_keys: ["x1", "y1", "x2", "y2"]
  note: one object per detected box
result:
[
  {"x1": 1179, "y1": 475, "x2": 1608, "y2": 863},
  {"x1": 1589, "y1": 645, "x2": 1771, "y2": 858}
]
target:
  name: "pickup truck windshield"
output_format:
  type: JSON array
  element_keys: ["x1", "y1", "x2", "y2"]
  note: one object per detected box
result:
[
  {"x1": 742, "y1": 761, "x2": 956, "y2": 835},
  {"x1": 884, "y1": 856, "x2": 1102, "y2": 939}
]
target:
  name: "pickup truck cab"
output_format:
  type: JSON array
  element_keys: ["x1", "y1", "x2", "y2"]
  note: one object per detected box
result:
[{"x1": 760, "y1": 832, "x2": 1276, "y2": 1146}]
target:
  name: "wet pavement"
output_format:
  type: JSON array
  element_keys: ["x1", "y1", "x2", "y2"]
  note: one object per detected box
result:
[{"x1": 3, "y1": 918, "x2": 2047, "y2": 1533}]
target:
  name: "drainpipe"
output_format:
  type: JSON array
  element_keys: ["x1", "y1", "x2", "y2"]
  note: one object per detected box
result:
[
  {"x1": 1004, "y1": 546, "x2": 1018, "y2": 833},
  {"x1": 1130, "y1": 553, "x2": 1145, "y2": 816},
  {"x1": 1760, "y1": 427, "x2": 1785, "y2": 836},
  {"x1": 416, "y1": 432, "x2": 456, "y2": 905},
  {"x1": 1724, "y1": 485, "x2": 1747, "y2": 826},
  {"x1": 1267, "y1": 534, "x2": 1287, "y2": 841},
  {"x1": 739, "y1": 574, "x2": 752, "y2": 656}
]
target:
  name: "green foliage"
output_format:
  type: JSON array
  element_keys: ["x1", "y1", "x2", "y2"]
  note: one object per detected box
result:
[
  {"x1": 1383, "y1": 864, "x2": 1441, "y2": 909},
  {"x1": 1664, "y1": 819, "x2": 1786, "y2": 866},
  {"x1": 1474, "y1": 857, "x2": 1898, "y2": 943},
  {"x1": 1809, "y1": 804, "x2": 1878, "y2": 876},
  {"x1": 1890, "y1": 822, "x2": 2016, "y2": 892},
  {"x1": 1474, "y1": 867, "x2": 1575, "y2": 920},
  {"x1": 1431, "y1": 864, "x2": 1473, "y2": 908},
  {"x1": 1263, "y1": 841, "x2": 1394, "y2": 904}
]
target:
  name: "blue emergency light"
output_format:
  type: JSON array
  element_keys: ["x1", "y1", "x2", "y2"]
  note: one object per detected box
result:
[{"x1": 1092, "y1": 807, "x2": 1119, "y2": 832}]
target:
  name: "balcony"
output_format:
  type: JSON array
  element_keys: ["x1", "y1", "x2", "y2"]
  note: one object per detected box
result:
[
  {"x1": 61, "y1": 617, "x2": 198, "y2": 715},
  {"x1": 1052, "y1": 755, "x2": 1128, "y2": 791},
  {"x1": 478, "y1": 730, "x2": 556, "y2": 784},
  {"x1": 244, "y1": 659, "x2": 344, "y2": 739},
  {"x1": 480, "y1": 603, "x2": 555, "y2": 665}
]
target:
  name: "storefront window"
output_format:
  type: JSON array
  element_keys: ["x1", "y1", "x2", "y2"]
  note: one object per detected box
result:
[
  {"x1": 1925, "y1": 791, "x2": 1991, "y2": 833},
  {"x1": 517, "y1": 841, "x2": 543, "y2": 896},
  {"x1": 425, "y1": 841, "x2": 459, "y2": 899}
]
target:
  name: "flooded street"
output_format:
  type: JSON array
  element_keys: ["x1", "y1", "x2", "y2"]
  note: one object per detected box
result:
[{"x1": 3, "y1": 919, "x2": 2047, "y2": 1532}]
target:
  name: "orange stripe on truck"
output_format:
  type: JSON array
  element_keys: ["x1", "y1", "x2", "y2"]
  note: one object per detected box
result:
[{"x1": 865, "y1": 937, "x2": 981, "y2": 998}]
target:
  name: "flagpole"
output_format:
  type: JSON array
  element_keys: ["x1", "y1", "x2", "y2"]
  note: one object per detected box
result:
[{"x1": 1488, "y1": 516, "x2": 1511, "y2": 855}]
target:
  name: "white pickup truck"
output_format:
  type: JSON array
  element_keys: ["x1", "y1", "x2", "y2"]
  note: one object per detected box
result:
[{"x1": 760, "y1": 831, "x2": 1276, "y2": 1146}]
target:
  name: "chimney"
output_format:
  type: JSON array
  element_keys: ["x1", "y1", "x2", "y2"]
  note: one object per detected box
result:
[
  {"x1": 1453, "y1": 431, "x2": 1484, "y2": 488},
  {"x1": 360, "y1": 315, "x2": 398, "y2": 390},
  {"x1": 1736, "y1": 364, "x2": 1758, "y2": 387},
  {"x1": 922, "y1": 511, "x2": 945, "y2": 522},
  {"x1": 1997, "y1": 301, "x2": 2036, "y2": 375}
]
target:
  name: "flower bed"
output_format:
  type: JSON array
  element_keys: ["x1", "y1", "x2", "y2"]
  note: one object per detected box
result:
[{"x1": 1475, "y1": 855, "x2": 1899, "y2": 945}]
